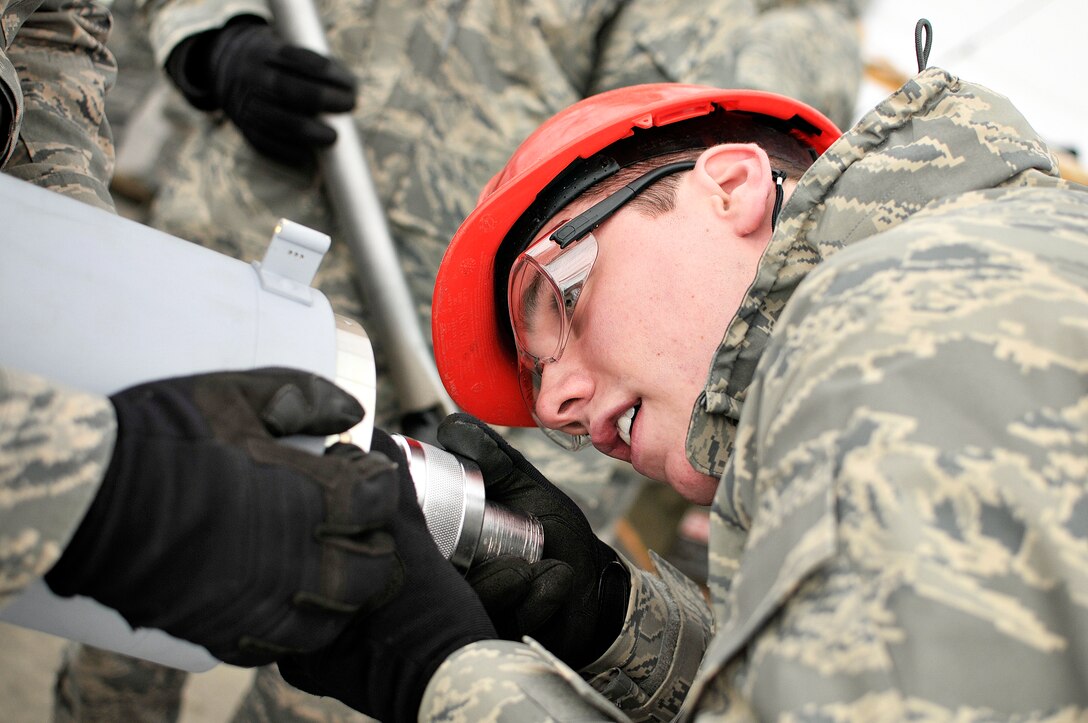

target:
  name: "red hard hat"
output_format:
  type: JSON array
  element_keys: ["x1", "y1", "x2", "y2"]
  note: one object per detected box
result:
[{"x1": 432, "y1": 83, "x2": 841, "y2": 427}]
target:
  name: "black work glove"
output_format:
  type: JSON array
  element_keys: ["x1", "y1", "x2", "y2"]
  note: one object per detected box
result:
[
  {"x1": 278, "y1": 430, "x2": 497, "y2": 722},
  {"x1": 165, "y1": 16, "x2": 356, "y2": 166},
  {"x1": 45, "y1": 368, "x2": 402, "y2": 667},
  {"x1": 437, "y1": 413, "x2": 630, "y2": 670}
]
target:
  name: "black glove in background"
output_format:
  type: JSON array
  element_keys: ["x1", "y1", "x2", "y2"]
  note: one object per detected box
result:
[
  {"x1": 278, "y1": 430, "x2": 496, "y2": 722},
  {"x1": 437, "y1": 413, "x2": 629, "y2": 670},
  {"x1": 165, "y1": 16, "x2": 356, "y2": 166},
  {"x1": 46, "y1": 368, "x2": 402, "y2": 667}
]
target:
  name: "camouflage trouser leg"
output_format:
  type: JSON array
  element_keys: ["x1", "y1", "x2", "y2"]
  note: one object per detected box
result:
[
  {"x1": 3, "y1": 0, "x2": 116, "y2": 212},
  {"x1": 228, "y1": 665, "x2": 375, "y2": 723},
  {"x1": 52, "y1": 644, "x2": 186, "y2": 723},
  {"x1": 51, "y1": 647, "x2": 374, "y2": 723}
]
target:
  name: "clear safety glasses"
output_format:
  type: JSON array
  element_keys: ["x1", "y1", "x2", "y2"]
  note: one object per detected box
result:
[{"x1": 507, "y1": 161, "x2": 698, "y2": 450}]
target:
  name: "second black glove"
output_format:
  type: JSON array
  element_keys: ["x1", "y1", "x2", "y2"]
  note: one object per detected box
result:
[
  {"x1": 166, "y1": 16, "x2": 357, "y2": 166},
  {"x1": 278, "y1": 430, "x2": 497, "y2": 722},
  {"x1": 437, "y1": 413, "x2": 630, "y2": 670}
]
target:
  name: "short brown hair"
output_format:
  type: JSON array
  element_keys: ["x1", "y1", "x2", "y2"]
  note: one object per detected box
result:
[{"x1": 571, "y1": 112, "x2": 816, "y2": 218}]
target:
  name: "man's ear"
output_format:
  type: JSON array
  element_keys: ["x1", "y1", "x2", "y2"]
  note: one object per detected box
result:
[{"x1": 693, "y1": 143, "x2": 773, "y2": 237}]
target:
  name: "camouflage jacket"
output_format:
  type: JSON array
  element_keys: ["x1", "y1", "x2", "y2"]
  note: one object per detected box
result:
[
  {"x1": 0, "y1": 367, "x2": 114, "y2": 608},
  {"x1": 422, "y1": 68, "x2": 1088, "y2": 720},
  {"x1": 0, "y1": 0, "x2": 116, "y2": 210}
]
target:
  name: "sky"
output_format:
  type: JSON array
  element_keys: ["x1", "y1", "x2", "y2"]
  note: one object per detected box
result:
[{"x1": 858, "y1": 0, "x2": 1085, "y2": 160}]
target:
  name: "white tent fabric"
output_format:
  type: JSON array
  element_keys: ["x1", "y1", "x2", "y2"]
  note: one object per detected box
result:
[{"x1": 860, "y1": 0, "x2": 1085, "y2": 164}]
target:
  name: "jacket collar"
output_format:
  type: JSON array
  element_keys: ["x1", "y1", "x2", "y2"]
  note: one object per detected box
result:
[{"x1": 686, "y1": 67, "x2": 1061, "y2": 477}]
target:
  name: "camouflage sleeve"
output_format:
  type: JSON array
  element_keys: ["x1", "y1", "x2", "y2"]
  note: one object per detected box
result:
[
  {"x1": 420, "y1": 554, "x2": 713, "y2": 723},
  {"x1": 686, "y1": 184, "x2": 1088, "y2": 717},
  {"x1": 0, "y1": 367, "x2": 114, "y2": 608},
  {"x1": 1, "y1": 0, "x2": 116, "y2": 211},
  {"x1": 137, "y1": 0, "x2": 271, "y2": 66},
  {"x1": 592, "y1": 0, "x2": 864, "y2": 130},
  {"x1": 582, "y1": 554, "x2": 713, "y2": 722},
  {"x1": 421, "y1": 640, "x2": 630, "y2": 723}
]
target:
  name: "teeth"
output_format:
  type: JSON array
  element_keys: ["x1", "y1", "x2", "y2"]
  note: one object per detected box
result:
[{"x1": 617, "y1": 405, "x2": 638, "y2": 445}]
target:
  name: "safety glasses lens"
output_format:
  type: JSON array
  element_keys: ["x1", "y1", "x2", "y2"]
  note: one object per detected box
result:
[{"x1": 508, "y1": 230, "x2": 598, "y2": 365}]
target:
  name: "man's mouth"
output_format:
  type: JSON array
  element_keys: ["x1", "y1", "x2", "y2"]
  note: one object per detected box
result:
[{"x1": 616, "y1": 402, "x2": 641, "y2": 446}]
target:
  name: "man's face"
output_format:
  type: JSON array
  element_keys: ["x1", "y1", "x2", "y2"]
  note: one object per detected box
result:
[{"x1": 514, "y1": 155, "x2": 774, "y2": 504}]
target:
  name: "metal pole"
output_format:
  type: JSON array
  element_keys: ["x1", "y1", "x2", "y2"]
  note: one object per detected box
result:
[{"x1": 269, "y1": 0, "x2": 457, "y2": 422}]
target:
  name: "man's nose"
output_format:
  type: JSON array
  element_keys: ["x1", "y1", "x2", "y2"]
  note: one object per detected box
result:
[{"x1": 533, "y1": 360, "x2": 593, "y2": 436}]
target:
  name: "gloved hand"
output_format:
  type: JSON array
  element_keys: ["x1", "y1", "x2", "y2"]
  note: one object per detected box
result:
[
  {"x1": 165, "y1": 16, "x2": 356, "y2": 166},
  {"x1": 278, "y1": 430, "x2": 496, "y2": 722},
  {"x1": 436, "y1": 413, "x2": 630, "y2": 670},
  {"x1": 45, "y1": 368, "x2": 402, "y2": 667}
]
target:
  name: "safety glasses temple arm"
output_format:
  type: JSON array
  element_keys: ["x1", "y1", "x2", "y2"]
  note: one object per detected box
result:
[{"x1": 549, "y1": 161, "x2": 697, "y2": 248}]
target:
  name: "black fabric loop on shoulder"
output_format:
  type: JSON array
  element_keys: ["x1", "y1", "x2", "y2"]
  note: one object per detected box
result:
[{"x1": 915, "y1": 18, "x2": 933, "y2": 73}]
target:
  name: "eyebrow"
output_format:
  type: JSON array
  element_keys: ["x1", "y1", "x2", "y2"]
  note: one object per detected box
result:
[{"x1": 516, "y1": 271, "x2": 560, "y2": 335}]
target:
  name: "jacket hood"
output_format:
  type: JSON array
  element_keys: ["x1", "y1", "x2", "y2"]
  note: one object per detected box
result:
[{"x1": 686, "y1": 67, "x2": 1061, "y2": 476}]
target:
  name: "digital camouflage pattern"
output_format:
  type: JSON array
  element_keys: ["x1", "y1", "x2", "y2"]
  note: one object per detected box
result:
[
  {"x1": 581, "y1": 553, "x2": 712, "y2": 721},
  {"x1": 0, "y1": 0, "x2": 116, "y2": 211},
  {"x1": 421, "y1": 68, "x2": 1088, "y2": 720},
  {"x1": 53, "y1": 644, "x2": 381, "y2": 722},
  {"x1": 425, "y1": 552, "x2": 711, "y2": 723},
  {"x1": 0, "y1": 368, "x2": 114, "y2": 608},
  {"x1": 53, "y1": 642, "x2": 188, "y2": 723},
  {"x1": 688, "y1": 66, "x2": 1088, "y2": 719},
  {"x1": 425, "y1": 639, "x2": 629, "y2": 723}
]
